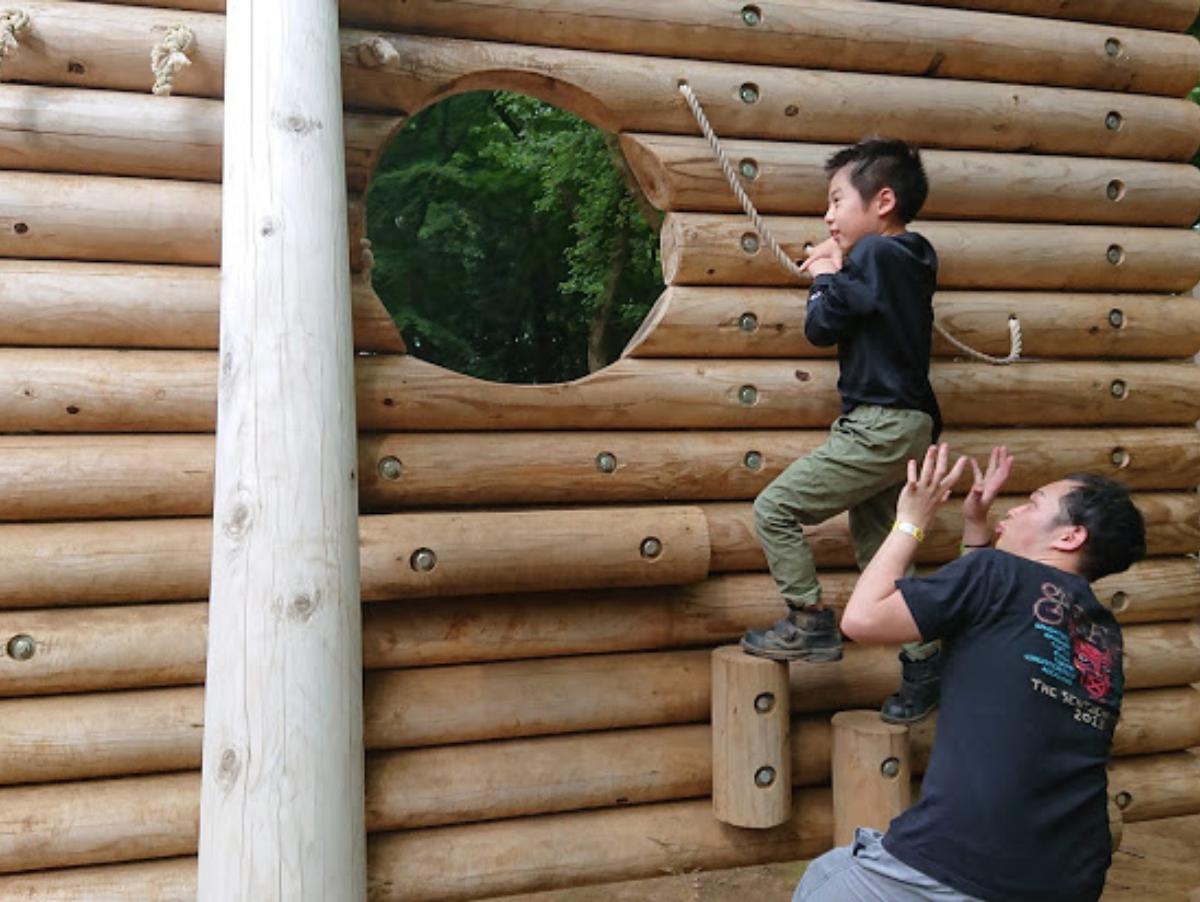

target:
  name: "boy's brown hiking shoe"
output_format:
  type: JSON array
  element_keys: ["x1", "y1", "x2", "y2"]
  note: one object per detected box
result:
[
  {"x1": 740, "y1": 608, "x2": 844, "y2": 662},
  {"x1": 880, "y1": 649, "x2": 942, "y2": 723}
]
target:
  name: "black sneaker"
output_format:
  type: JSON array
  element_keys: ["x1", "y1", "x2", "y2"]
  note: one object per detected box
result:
[
  {"x1": 740, "y1": 608, "x2": 844, "y2": 662},
  {"x1": 880, "y1": 649, "x2": 942, "y2": 724}
]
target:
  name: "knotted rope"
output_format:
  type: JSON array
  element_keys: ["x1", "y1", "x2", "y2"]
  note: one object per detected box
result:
[
  {"x1": 151, "y1": 24, "x2": 195, "y2": 96},
  {"x1": 353, "y1": 35, "x2": 399, "y2": 69},
  {"x1": 0, "y1": 8, "x2": 31, "y2": 78},
  {"x1": 677, "y1": 81, "x2": 1022, "y2": 365}
]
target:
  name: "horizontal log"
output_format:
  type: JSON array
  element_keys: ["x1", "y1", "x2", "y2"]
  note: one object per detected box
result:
[
  {"x1": 624, "y1": 287, "x2": 1200, "y2": 359},
  {"x1": 0, "y1": 771, "x2": 198, "y2": 874},
  {"x1": 337, "y1": 0, "x2": 1200, "y2": 96},
  {"x1": 9, "y1": 4, "x2": 1199, "y2": 158},
  {"x1": 702, "y1": 492, "x2": 1200, "y2": 570},
  {"x1": 1109, "y1": 751, "x2": 1200, "y2": 823},
  {"x1": 357, "y1": 507, "x2": 712, "y2": 600},
  {"x1": 339, "y1": 34, "x2": 1200, "y2": 161},
  {"x1": 895, "y1": 0, "x2": 1200, "y2": 32},
  {"x1": 356, "y1": 357, "x2": 1200, "y2": 431},
  {"x1": 0, "y1": 85, "x2": 397, "y2": 190},
  {"x1": 0, "y1": 687, "x2": 203, "y2": 785},
  {"x1": 0, "y1": 172, "x2": 366, "y2": 269},
  {"x1": 363, "y1": 622, "x2": 1198, "y2": 749},
  {"x1": 0, "y1": 857, "x2": 196, "y2": 900},
  {"x1": 2, "y1": 425, "x2": 1197, "y2": 523},
  {"x1": 661, "y1": 214, "x2": 1200, "y2": 291},
  {"x1": 1, "y1": 555, "x2": 1192, "y2": 698},
  {"x1": 0, "y1": 603, "x2": 208, "y2": 697},
  {"x1": 620, "y1": 135, "x2": 1200, "y2": 226},
  {"x1": 4, "y1": 351, "x2": 1198, "y2": 433},
  {"x1": 0, "y1": 260, "x2": 404, "y2": 352},
  {"x1": 0, "y1": 506, "x2": 709, "y2": 607},
  {"x1": 0, "y1": 491, "x2": 1191, "y2": 607}
]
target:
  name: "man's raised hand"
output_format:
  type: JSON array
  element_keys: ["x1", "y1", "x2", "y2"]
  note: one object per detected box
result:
[
  {"x1": 895, "y1": 443, "x2": 969, "y2": 533},
  {"x1": 963, "y1": 445, "x2": 1014, "y2": 526}
]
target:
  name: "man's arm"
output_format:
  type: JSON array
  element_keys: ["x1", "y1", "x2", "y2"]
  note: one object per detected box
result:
[{"x1": 840, "y1": 444, "x2": 967, "y2": 644}]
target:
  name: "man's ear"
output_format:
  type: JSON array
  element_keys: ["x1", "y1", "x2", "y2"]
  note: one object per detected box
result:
[
  {"x1": 873, "y1": 186, "x2": 898, "y2": 219},
  {"x1": 1051, "y1": 523, "x2": 1088, "y2": 553}
]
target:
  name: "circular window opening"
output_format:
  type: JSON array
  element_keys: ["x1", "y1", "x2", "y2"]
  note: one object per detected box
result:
[{"x1": 366, "y1": 91, "x2": 664, "y2": 384}]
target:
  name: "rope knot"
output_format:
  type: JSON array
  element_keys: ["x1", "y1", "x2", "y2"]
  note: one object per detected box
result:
[
  {"x1": 0, "y1": 8, "x2": 32, "y2": 77},
  {"x1": 354, "y1": 36, "x2": 399, "y2": 69},
  {"x1": 150, "y1": 24, "x2": 195, "y2": 96}
]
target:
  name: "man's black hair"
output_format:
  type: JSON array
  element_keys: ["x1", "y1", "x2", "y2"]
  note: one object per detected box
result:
[
  {"x1": 1057, "y1": 473, "x2": 1146, "y2": 582},
  {"x1": 825, "y1": 138, "x2": 929, "y2": 223}
]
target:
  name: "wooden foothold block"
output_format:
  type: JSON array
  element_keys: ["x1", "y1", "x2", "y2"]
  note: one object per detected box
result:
[
  {"x1": 711, "y1": 645, "x2": 791, "y2": 828},
  {"x1": 831, "y1": 710, "x2": 912, "y2": 846}
]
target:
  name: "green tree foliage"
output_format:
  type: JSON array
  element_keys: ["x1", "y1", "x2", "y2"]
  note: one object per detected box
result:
[{"x1": 366, "y1": 92, "x2": 663, "y2": 384}]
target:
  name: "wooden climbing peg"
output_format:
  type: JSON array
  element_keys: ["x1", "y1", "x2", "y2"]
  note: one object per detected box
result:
[
  {"x1": 831, "y1": 710, "x2": 912, "y2": 846},
  {"x1": 711, "y1": 645, "x2": 792, "y2": 828}
]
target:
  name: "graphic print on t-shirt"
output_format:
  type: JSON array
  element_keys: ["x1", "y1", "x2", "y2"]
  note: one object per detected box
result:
[{"x1": 1023, "y1": 580, "x2": 1123, "y2": 732}]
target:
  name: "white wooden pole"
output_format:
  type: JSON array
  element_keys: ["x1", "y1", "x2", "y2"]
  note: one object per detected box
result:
[{"x1": 197, "y1": 0, "x2": 365, "y2": 895}]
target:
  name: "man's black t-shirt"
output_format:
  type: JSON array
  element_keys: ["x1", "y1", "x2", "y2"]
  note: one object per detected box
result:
[
  {"x1": 885, "y1": 550, "x2": 1124, "y2": 901},
  {"x1": 807, "y1": 231, "x2": 942, "y2": 439}
]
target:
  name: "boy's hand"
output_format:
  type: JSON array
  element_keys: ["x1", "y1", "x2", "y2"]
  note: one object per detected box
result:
[
  {"x1": 799, "y1": 237, "x2": 843, "y2": 276},
  {"x1": 895, "y1": 443, "x2": 968, "y2": 533},
  {"x1": 963, "y1": 446, "x2": 1013, "y2": 527}
]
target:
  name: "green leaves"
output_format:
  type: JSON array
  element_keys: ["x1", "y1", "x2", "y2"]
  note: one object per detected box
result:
[{"x1": 366, "y1": 91, "x2": 663, "y2": 383}]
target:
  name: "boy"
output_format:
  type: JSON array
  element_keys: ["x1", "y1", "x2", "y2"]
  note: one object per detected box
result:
[
  {"x1": 796, "y1": 444, "x2": 1143, "y2": 901},
  {"x1": 741, "y1": 138, "x2": 942, "y2": 723}
]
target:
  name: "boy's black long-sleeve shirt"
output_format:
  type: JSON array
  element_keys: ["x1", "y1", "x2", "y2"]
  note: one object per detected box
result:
[{"x1": 806, "y1": 231, "x2": 942, "y2": 439}]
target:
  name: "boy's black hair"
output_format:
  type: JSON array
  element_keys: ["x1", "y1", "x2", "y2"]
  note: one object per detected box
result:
[
  {"x1": 1056, "y1": 473, "x2": 1146, "y2": 582},
  {"x1": 824, "y1": 138, "x2": 929, "y2": 223}
]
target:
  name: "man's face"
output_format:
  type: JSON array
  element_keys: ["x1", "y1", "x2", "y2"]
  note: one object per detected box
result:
[
  {"x1": 994, "y1": 479, "x2": 1080, "y2": 557},
  {"x1": 824, "y1": 165, "x2": 890, "y2": 253}
]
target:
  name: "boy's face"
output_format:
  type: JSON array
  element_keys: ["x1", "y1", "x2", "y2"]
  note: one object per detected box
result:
[{"x1": 824, "y1": 165, "x2": 897, "y2": 253}]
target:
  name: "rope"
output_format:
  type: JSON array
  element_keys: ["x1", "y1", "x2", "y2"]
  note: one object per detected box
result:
[
  {"x1": 677, "y1": 81, "x2": 1022, "y2": 365},
  {"x1": 150, "y1": 24, "x2": 195, "y2": 96},
  {"x1": 0, "y1": 8, "x2": 31, "y2": 78},
  {"x1": 354, "y1": 35, "x2": 399, "y2": 69}
]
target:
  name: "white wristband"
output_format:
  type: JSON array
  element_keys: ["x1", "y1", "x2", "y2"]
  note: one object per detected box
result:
[{"x1": 892, "y1": 520, "x2": 926, "y2": 543}]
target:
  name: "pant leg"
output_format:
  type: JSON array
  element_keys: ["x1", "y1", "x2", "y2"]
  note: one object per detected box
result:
[
  {"x1": 845, "y1": 408, "x2": 938, "y2": 659},
  {"x1": 850, "y1": 482, "x2": 940, "y2": 661},
  {"x1": 793, "y1": 829, "x2": 983, "y2": 902},
  {"x1": 754, "y1": 407, "x2": 929, "y2": 611}
]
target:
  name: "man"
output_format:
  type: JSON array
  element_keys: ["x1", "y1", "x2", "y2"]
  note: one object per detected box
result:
[{"x1": 795, "y1": 444, "x2": 1146, "y2": 901}]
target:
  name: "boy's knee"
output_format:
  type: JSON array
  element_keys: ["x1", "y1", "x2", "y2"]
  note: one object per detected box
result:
[{"x1": 753, "y1": 489, "x2": 794, "y2": 531}]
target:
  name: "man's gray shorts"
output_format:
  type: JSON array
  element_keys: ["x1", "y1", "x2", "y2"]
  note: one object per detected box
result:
[{"x1": 793, "y1": 827, "x2": 982, "y2": 901}]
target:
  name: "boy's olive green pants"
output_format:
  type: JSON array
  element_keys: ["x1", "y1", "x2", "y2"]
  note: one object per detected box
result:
[{"x1": 753, "y1": 405, "x2": 940, "y2": 660}]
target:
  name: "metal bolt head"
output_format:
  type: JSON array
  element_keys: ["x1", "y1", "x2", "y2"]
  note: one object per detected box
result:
[
  {"x1": 739, "y1": 158, "x2": 759, "y2": 180},
  {"x1": 744, "y1": 450, "x2": 763, "y2": 470},
  {"x1": 410, "y1": 547, "x2": 437, "y2": 572},
  {"x1": 377, "y1": 456, "x2": 403, "y2": 480},
  {"x1": 754, "y1": 765, "x2": 776, "y2": 788},
  {"x1": 1110, "y1": 379, "x2": 1128, "y2": 399},
  {"x1": 1108, "y1": 308, "x2": 1125, "y2": 328},
  {"x1": 881, "y1": 757, "x2": 902, "y2": 778},
  {"x1": 6, "y1": 634, "x2": 34, "y2": 661},
  {"x1": 1115, "y1": 791, "x2": 1132, "y2": 810},
  {"x1": 740, "y1": 232, "x2": 760, "y2": 254},
  {"x1": 1110, "y1": 590, "x2": 1129, "y2": 612},
  {"x1": 740, "y1": 5, "x2": 761, "y2": 26},
  {"x1": 1106, "y1": 244, "x2": 1124, "y2": 265},
  {"x1": 738, "y1": 384, "x2": 758, "y2": 406},
  {"x1": 1105, "y1": 111, "x2": 1122, "y2": 131},
  {"x1": 738, "y1": 312, "x2": 759, "y2": 333},
  {"x1": 640, "y1": 536, "x2": 663, "y2": 559},
  {"x1": 1106, "y1": 179, "x2": 1124, "y2": 201},
  {"x1": 1110, "y1": 446, "x2": 1130, "y2": 468},
  {"x1": 1104, "y1": 38, "x2": 1121, "y2": 57},
  {"x1": 739, "y1": 83, "x2": 760, "y2": 104},
  {"x1": 753, "y1": 692, "x2": 775, "y2": 713},
  {"x1": 595, "y1": 451, "x2": 618, "y2": 473}
]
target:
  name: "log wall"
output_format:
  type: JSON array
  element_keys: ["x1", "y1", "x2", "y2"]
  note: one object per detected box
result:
[{"x1": 0, "y1": 0, "x2": 1197, "y2": 897}]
